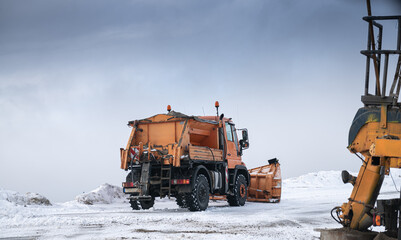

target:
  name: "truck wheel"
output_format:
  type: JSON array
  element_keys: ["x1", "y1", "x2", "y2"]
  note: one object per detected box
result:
[
  {"x1": 140, "y1": 197, "x2": 155, "y2": 210},
  {"x1": 130, "y1": 199, "x2": 140, "y2": 210},
  {"x1": 176, "y1": 194, "x2": 188, "y2": 208},
  {"x1": 227, "y1": 174, "x2": 247, "y2": 206},
  {"x1": 187, "y1": 174, "x2": 209, "y2": 211}
]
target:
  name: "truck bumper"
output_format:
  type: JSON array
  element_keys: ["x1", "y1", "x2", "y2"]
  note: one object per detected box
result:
[
  {"x1": 123, "y1": 187, "x2": 141, "y2": 194},
  {"x1": 123, "y1": 187, "x2": 152, "y2": 201},
  {"x1": 127, "y1": 195, "x2": 153, "y2": 201}
]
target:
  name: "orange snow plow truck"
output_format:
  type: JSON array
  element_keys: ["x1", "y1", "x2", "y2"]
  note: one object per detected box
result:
[{"x1": 120, "y1": 102, "x2": 281, "y2": 211}]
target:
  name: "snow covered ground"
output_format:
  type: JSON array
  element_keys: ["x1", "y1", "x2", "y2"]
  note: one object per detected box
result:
[{"x1": 1, "y1": 170, "x2": 401, "y2": 240}]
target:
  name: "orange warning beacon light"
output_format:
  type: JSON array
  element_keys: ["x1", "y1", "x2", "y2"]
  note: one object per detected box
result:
[
  {"x1": 215, "y1": 101, "x2": 219, "y2": 116},
  {"x1": 167, "y1": 105, "x2": 171, "y2": 112}
]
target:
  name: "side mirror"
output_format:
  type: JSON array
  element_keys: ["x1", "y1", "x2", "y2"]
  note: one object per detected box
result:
[{"x1": 240, "y1": 129, "x2": 249, "y2": 150}]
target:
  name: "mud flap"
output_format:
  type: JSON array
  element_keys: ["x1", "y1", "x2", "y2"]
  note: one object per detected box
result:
[{"x1": 140, "y1": 162, "x2": 151, "y2": 197}]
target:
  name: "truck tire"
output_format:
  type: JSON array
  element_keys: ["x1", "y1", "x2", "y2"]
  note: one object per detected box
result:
[
  {"x1": 140, "y1": 197, "x2": 155, "y2": 210},
  {"x1": 176, "y1": 194, "x2": 188, "y2": 208},
  {"x1": 227, "y1": 174, "x2": 247, "y2": 206},
  {"x1": 187, "y1": 174, "x2": 209, "y2": 211},
  {"x1": 130, "y1": 199, "x2": 140, "y2": 210}
]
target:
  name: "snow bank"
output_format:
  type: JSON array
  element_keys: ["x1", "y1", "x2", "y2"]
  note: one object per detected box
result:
[
  {"x1": 283, "y1": 169, "x2": 401, "y2": 192},
  {"x1": 283, "y1": 170, "x2": 350, "y2": 189},
  {"x1": 0, "y1": 188, "x2": 51, "y2": 206},
  {"x1": 75, "y1": 183, "x2": 126, "y2": 205}
]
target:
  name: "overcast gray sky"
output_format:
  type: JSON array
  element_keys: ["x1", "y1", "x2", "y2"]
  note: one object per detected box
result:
[{"x1": 1, "y1": 0, "x2": 401, "y2": 202}]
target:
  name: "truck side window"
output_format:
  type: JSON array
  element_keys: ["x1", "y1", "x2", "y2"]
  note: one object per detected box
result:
[{"x1": 225, "y1": 122, "x2": 233, "y2": 141}]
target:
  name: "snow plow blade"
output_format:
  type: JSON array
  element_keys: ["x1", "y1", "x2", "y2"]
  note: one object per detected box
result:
[{"x1": 247, "y1": 158, "x2": 281, "y2": 203}]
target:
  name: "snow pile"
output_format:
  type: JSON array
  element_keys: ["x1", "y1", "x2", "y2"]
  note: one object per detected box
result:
[
  {"x1": 283, "y1": 170, "x2": 351, "y2": 189},
  {"x1": 75, "y1": 183, "x2": 126, "y2": 205},
  {"x1": 0, "y1": 188, "x2": 51, "y2": 206},
  {"x1": 284, "y1": 169, "x2": 401, "y2": 190},
  {"x1": 282, "y1": 169, "x2": 401, "y2": 197}
]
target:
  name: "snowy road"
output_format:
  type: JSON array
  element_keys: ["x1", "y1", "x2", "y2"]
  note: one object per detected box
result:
[
  {"x1": 0, "y1": 199, "x2": 336, "y2": 240},
  {"x1": 1, "y1": 171, "x2": 400, "y2": 240}
]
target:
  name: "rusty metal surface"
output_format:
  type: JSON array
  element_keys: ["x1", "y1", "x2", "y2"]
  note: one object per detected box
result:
[
  {"x1": 319, "y1": 228, "x2": 378, "y2": 240},
  {"x1": 361, "y1": 14, "x2": 401, "y2": 107}
]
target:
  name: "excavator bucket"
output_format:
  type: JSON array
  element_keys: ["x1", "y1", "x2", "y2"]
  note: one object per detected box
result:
[{"x1": 247, "y1": 158, "x2": 281, "y2": 203}]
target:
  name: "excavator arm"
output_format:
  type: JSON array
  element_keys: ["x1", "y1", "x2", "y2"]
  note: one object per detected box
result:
[
  {"x1": 334, "y1": 152, "x2": 385, "y2": 229},
  {"x1": 334, "y1": 143, "x2": 401, "y2": 230}
]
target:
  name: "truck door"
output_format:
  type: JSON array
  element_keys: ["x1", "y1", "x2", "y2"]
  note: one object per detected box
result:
[{"x1": 224, "y1": 121, "x2": 242, "y2": 169}]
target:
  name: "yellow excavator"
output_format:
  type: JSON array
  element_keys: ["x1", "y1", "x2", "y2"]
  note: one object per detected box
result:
[{"x1": 331, "y1": 1, "x2": 401, "y2": 238}]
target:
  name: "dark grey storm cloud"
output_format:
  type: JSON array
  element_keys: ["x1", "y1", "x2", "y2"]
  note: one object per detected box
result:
[{"x1": 0, "y1": 0, "x2": 400, "y2": 201}]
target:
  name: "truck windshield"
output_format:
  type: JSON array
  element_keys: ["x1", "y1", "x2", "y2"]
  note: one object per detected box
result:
[
  {"x1": 232, "y1": 125, "x2": 239, "y2": 153},
  {"x1": 225, "y1": 122, "x2": 233, "y2": 141}
]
